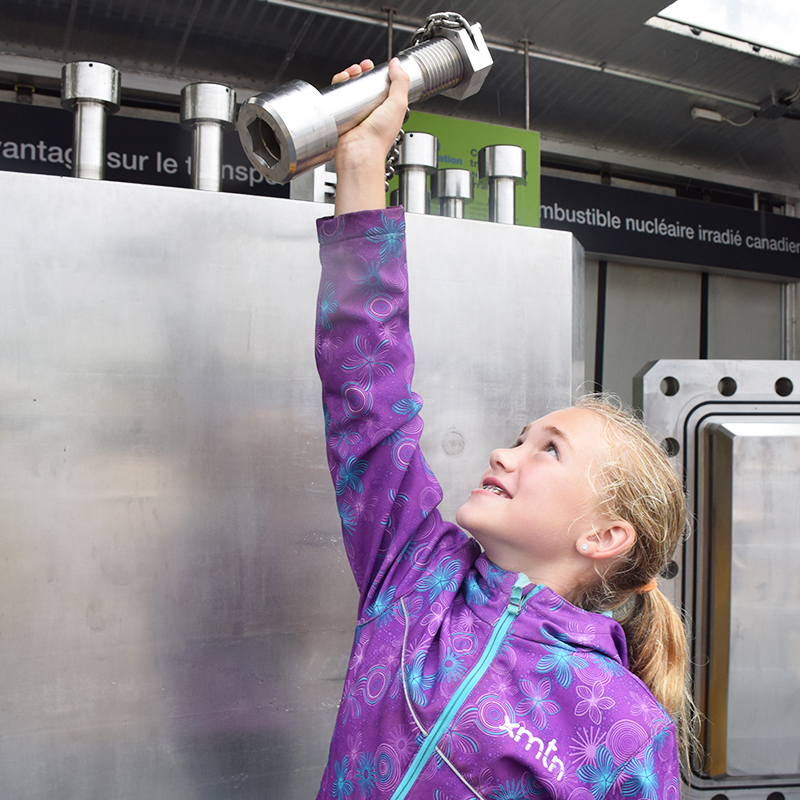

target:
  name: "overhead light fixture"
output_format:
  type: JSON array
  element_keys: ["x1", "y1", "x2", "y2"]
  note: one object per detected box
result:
[{"x1": 691, "y1": 107, "x2": 723, "y2": 123}]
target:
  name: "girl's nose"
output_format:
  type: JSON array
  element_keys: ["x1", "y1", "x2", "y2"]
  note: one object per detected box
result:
[{"x1": 489, "y1": 447, "x2": 514, "y2": 471}]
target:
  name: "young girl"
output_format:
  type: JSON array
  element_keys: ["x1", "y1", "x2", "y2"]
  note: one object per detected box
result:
[{"x1": 313, "y1": 58, "x2": 692, "y2": 800}]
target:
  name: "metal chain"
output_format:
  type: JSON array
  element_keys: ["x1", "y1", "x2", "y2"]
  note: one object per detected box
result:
[
  {"x1": 410, "y1": 11, "x2": 471, "y2": 46},
  {"x1": 384, "y1": 107, "x2": 410, "y2": 192}
]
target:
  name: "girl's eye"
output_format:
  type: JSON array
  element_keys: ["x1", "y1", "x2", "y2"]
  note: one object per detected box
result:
[{"x1": 545, "y1": 441, "x2": 559, "y2": 458}]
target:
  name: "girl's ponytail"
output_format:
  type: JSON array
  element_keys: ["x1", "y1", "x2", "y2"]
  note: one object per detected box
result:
[{"x1": 618, "y1": 586, "x2": 696, "y2": 771}]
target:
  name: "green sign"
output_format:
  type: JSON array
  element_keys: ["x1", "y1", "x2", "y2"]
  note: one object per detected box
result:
[{"x1": 388, "y1": 110, "x2": 540, "y2": 227}]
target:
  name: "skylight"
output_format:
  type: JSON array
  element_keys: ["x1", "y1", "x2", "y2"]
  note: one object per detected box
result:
[{"x1": 649, "y1": 0, "x2": 800, "y2": 61}]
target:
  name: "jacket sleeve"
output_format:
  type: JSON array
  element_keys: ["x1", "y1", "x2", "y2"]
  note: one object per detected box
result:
[{"x1": 315, "y1": 208, "x2": 473, "y2": 618}]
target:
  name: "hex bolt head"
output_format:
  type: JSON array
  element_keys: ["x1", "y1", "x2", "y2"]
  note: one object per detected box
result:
[
  {"x1": 61, "y1": 61, "x2": 120, "y2": 112},
  {"x1": 180, "y1": 83, "x2": 236, "y2": 129}
]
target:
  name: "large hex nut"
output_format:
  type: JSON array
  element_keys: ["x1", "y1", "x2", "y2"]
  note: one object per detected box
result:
[{"x1": 436, "y1": 23, "x2": 493, "y2": 102}]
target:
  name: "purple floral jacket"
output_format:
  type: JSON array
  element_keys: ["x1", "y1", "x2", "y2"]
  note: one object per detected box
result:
[{"x1": 314, "y1": 207, "x2": 680, "y2": 800}]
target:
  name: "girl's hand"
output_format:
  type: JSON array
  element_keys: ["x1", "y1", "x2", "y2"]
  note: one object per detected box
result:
[{"x1": 333, "y1": 57, "x2": 410, "y2": 216}]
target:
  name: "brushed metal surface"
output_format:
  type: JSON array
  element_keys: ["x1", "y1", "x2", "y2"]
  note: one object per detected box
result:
[
  {"x1": 707, "y1": 422, "x2": 800, "y2": 777},
  {"x1": 637, "y1": 359, "x2": 800, "y2": 798},
  {"x1": 0, "y1": 170, "x2": 582, "y2": 798}
]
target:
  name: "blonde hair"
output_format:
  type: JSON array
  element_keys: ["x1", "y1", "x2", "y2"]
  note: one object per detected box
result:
[{"x1": 572, "y1": 394, "x2": 698, "y2": 773}]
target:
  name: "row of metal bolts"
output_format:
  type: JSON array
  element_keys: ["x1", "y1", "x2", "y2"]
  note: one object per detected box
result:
[{"x1": 60, "y1": 59, "x2": 526, "y2": 223}]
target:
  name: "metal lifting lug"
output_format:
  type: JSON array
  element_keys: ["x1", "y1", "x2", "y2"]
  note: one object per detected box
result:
[{"x1": 237, "y1": 13, "x2": 493, "y2": 184}]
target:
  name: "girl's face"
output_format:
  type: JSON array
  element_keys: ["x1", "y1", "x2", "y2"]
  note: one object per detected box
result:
[{"x1": 456, "y1": 407, "x2": 609, "y2": 582}]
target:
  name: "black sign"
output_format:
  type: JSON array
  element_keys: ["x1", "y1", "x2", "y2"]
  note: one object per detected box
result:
[
  {"x1": 0, "y1": 102, "x2": 289, "y2": 198},
  {"x1": 540, "y1": 175, "x2": 800, "y2": 279}
]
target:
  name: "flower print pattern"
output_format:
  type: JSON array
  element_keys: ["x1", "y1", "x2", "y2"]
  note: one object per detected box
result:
[
  {"x1": 378, "y1": 317, "x2": 401, "y2": 344},
  {"x1": 437, "y1": 646, "x2": 466, "y2": 684},
  {"x1": 417, "y1": 556, "x2": 459, "y2": 602},
  {"x1": 439, "y1": 705, "x2": 479, "y2": 758},
  {"x1": 351, "y1": 259, "x2": 388, "y2": 295},
  {"x1": 576, "y1": 681, "x2": 615, "y2": 725},
  {"x1": 386, "y1": 726, "x2": 415, "y2": 761},
  {"x1": 420, "y1": 602, "x2": 448, "y2": 636},
  {"x1": 341, "y1": 680, "x2": 363, "y2": 724},
  {"x1": 404, "y1": 650, "x2": 435, "y2": 706},
  {"x1": 365, "y1": 585, "x2": 398, "y2": 627},
  {"x1": 564, "y1": 619, "x2": 600, "y2": 649},
  {"x1": 343, "y1": 336, "x2": 395, "y2": 388},
  {"x1": 350, "y1": 492, "x2": 378, "y2": 522},
  {"x1": 355, "y1": 751, "x2": 377, "y2": 798},
  {"x1": 332, "y1": 757, "x2": 353, "y2": 798},
  {"x1": 318, "y1": 281, "x2": 339, "y2": 330},
  {"x1": 497, "y1": 630, "x2": 518, "y2": 663},
  {"x1": 517, "y1": 677, "x2": 560, "y2": 730},
  {"x1": 650, "y1": 721, "x2": 673, "y2": 753},
  {"x1": 338, "y1": 502, "x2": 357, "y2": 538},
  {"x1": 586, "y1": 652, "x2": 627, "y2": 678},
  {"x1": 365, "y1": 211, "x2": 405, "y2": 261},
  {"x1": 577, "y1": 745, "x2": 619, "y2": 800},
  {"x1": 328, "y1": 418, "x2": 361, "y2": 457},
  {"x1": 316, "y1": 328, "x2": 343, "y2": 359},
  {"x1": 391, "y1": 394, "x2": 422, "y2": 421},
  {"x1": 485, "y1": 562, "x2": 506, "y2": 588},
  {"x1": 335, "y1": 455, "x2": 368, "y2": 497},
  {"x1": 488, "y1": 670, "x2": 517, "y2": 701},
  {"x1": 345, "y1": 731, "x2": 363, "y2": 770},
  {"x1": 535, "y1": 639, "x2": 589, "y2": 688},
  {"x1": 465, "y1": 572, "x2": 490, "y2": 606},
  {"x1": 568, "y1": 726, "x2": 607, "y2": 769},
  {"x1": 621, "y1": 745, "x2": 659, "y2": 800}
]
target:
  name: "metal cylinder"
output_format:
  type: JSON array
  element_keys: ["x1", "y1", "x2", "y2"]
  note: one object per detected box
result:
[
  {"x1": 180, "y1": 83, "x2": 236, "y2": 192},
  {"x1": 238, "y1": 18, "x2": 492, "y2": 183},
  {"x1": 478, "y1": 144, "x2": 526, "y2": 225},
  {"x1": 397, "y1": 132, "x2": 438, "y2": 214},
  {"x1": 61, "y1": 61, "x2": 121, "y2": 180},
  {"x1": 431, "y1": 168, "x2": 474, "y2": 218}
]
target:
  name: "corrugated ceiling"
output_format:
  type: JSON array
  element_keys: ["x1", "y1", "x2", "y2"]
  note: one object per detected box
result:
[{"x1": 1, "y1": 0, "x2": 800, "y2": 196}]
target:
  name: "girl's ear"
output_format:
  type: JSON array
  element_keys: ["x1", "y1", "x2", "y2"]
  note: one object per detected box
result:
[{"x1": 578, "y1": 519, "x2": 636, "y2": 560}]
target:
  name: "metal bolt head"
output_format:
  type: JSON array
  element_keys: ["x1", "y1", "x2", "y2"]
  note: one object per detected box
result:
[
  {"x1": 397, "y1": 132, "x2": 439, "y2": 171},
  {"x1": 478, "y1": 145, "x2": 527, "y2": 183},
  {"x1": 431, "y1": 168, "x2": 474, "y2": 200},
  {"x1": 180, "y1": 83, "x2": 236, "y2": 129},
  {"x1": 435, "y1": 23, "x2": 493, "y2": 101},
  {"x1": 61, "y1": 61, "x2": 120, "y2": 112}
]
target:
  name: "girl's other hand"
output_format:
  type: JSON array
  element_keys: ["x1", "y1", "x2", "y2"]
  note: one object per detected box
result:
[{"x1": 333, "y1": 57, "x2": 410, "y2": 216}]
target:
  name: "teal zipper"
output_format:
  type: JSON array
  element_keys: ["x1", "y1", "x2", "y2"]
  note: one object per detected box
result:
[{"x1": 390, "y1": 575, "x2": 541, "y2": 800}]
